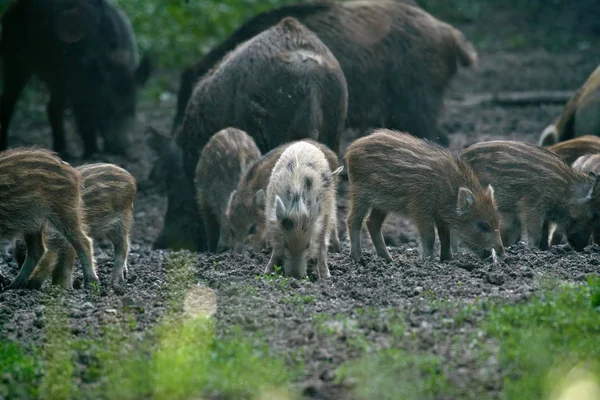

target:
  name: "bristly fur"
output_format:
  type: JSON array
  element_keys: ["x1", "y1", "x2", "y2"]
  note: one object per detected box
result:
[
  {"x1": 548, "y1": 135, "x2": 600, "y2": 165},
  {"x1": 0, "y1": 147, "x2": 97, "y2": 290},
  {"x1": 345, "y1": 129, "x2": 503, "y2": 262},
  {"x1": 264, "y1": 141, "x2": 341, "y2": 279}
]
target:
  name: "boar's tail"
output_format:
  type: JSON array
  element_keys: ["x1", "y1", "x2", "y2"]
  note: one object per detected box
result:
[{"x1": 451, "y1": 27, "x2": 479, "y2": 71}]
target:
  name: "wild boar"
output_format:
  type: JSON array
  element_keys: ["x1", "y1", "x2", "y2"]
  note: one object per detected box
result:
[
  {"x1": 0, "y1": 148, "x2": 97, "y2": 290},
  {"x1": 0, "y1": 0, "x2": 152, "y2": 159},
  {"x1": 172, "y1": 0, "x2": 479, "y2": 146},
  {"x1": 547, "y1": 135, "x2": 600, "y2": 165},
  {"x1": 460, "y1": 140, "x2": 600, "y2": 251},
  {"x1": 15, "y1": 163, "x2": 137, "y2": 289},
  {"x1": 227, "y1": 139, "x2": 341, "y2": 253},
  {"x1": 539, "y1": 65, "x2": 600, "y2": 146},
  {"x1": 265, "y1": 141, "x2": 343, "y2": 279},
  {"x1": 345, "y1": 129, "x2": 503, "y2": 262},
  {"x1": 146, "y1": 127, "x2": 205, "y2": 251},
  {"x1": 195, "y1": 128, "x2": 262, "y2": 253},
  {"x1": 174, "y1": 16, "x2": 348, "y2": 181}
]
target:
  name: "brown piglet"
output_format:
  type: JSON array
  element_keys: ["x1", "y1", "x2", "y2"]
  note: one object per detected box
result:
[
  {"x1": 547, "y1": 135, "x2": 600, "y2": 165},
  {"x1": 195, "y1": 128, "x2": 262, "y2": 253},
  {"x1": 1, "y1": 148, "x2": 97, "y2": 290},
  {"x1": 461, "y1": 140, "x2": 600, "y2": 251},
  {"x1": 15, "y1": 163, "x2": 137, "y2": 288},
  {"x1": 345, "y1": 129, "x2": 503, "y2": 262}
]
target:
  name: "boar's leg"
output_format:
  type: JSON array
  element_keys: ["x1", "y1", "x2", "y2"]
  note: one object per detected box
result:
[
  {"x1": 450, "y1": 235, "x2": 459, "y2": 254},
  {"x1": 200, "y1": 205, "x2": 220, "y2": 253},
  {"x1": 6, "y1": 231, "x2": 45, "y2": 290},
  {"x1": 328, "y1": 216, "x2": 341, "y2": 253},
  {"x1": 539, "y1": 220, "x2": 551, "y2": 250},
  {"x1": 593, "y1": 224, "x2": 600, "y2": 246},
  {"x1": 416, "y1": 217, "x2": 437, "y2": 260},
  {"x1": 52, "y1": 212, "x2": 98, "y2": 289},
  {"x1": 71, "y1": 103, "x2": 99, "y2": 158},
  {"x1": 436, "y1": 219, "x2": 452, "y2": 261},
  {"x1": 51, "y1": 246, "x2": 76, "y2": 290},
  {"x1": 0, "y1": 62, "x2": 31, "y2": 151},
  {"x1": 366, "y1": 208, "x2": 392, "y2": 262},
  {"x1": 500, "y1": 212, "x2": 522, "y2": 247},
  {"x1": 265, "y1": 248, "x2": 283, "y2": 275},
  {"x1": 47, "y1": 85, "x2": 68, "y2": 158},
  {"x1": 521, "y1": 209, "x2": 544, "y2": 250},
  {"x1": 111, "y1": 233, "x2": 130, "y2": 287},
  {"x1": 347, "y1": 194, "x2": 370, "y2": 262},
  {"x1": 315, "y1": 210, "x2": 333, "y2": 280},
  {"x1": 26, "y1": 248, "x2": 58, "y2": 290}
]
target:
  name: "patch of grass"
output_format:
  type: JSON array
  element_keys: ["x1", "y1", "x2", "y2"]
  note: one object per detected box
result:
[
  {"x1": 283, "y1": 294, "x2": 315, "y2": 305},
  {"x1": 337, "y1": 348, "x2": 451, "y2": 400},
  {"x1": 0, "y1": 341, "x2": 40, "y2": 399},
  {"x1": 484, "y1": 275, "x2": 600, "y2": 399}
]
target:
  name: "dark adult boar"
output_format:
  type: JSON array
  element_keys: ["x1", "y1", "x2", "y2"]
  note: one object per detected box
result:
[
  {"x1": 172, "y1": 0, "x2": 478, "y2": 146},
  {"x1": 195, "y1": 128, "x2": 261, "y2": 253},
  {"x1": 547, "y1": 135, "x2": 600, "y2": 165},
  {"x1": 539, "y1": 65, "x2": 600, "y2": 146},
  {"x1": 227, "y1": 138, "x2": 341, "y2": 253},
  {"x1": 345, "y1": 130, "x2": 503, "y2": 263},
  {"x1": 0, "y1": 0, "x2": 152, "y2": 158},
  {"x1": 0, "y1": 148, "x2": 97, "y2": 290},
  {"x1": 175, "y1": 16, "x2": 348, "y2": 180},
  {"x1": 461, "y1": 141, "x2": 600, "y2": 251}
]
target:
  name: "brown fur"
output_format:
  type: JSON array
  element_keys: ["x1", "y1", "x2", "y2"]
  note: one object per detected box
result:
[
  {"x1": 570, "y1": 154, "x2": 600, "y2": 246},
  {"x1": 547, "y1": 135, "x2": 600, "y2": 165},
  {"x1": 227, "y1": 139, "x2": 340, "y2": 253},
  {"x1": 195, "y1": 128, "x2": 262, "y2": 253},
  {"x1": 539, "y1": 65, "x2": 600, "y2": 146},
  {"x1": 345, "y1": 130, "x2": 503, "y2": 262},
  {"x1": 0, "y1": 0, "x2": 152, "y2": 158},
  {"x1": 264, "y1": 141, "x2": 342, "y2": 279},
  {"x1": 172, "y1": 0, "x2": 479, "y2": 147},
  {"x1": 0, "y1": 147, "x2": 97, "y2": 290},
  {"x1": 16, "y1": 163, "x2": 137, "y2": 289},
  {"x1": 460, "y1": 140, "x2": 600, "y2": 251}
]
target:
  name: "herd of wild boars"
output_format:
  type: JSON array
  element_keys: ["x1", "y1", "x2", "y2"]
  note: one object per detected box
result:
[{"x1": 0, "y1": 0, "x2": 599, "y2": 289}]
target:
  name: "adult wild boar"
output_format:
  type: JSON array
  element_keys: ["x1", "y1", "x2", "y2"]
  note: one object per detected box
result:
[
  {"x1": 175, "y1": 16, "x2": 348, "y2": 180},
  {"x1": 172, "y1": 0, "x2": 479, "y2": 147},
  {"x1": 539, "y1": 65, "x2": 600, "y2": 146},
  {"x1": 0, "y1": 0, "x2": 152, "y2": 159}
]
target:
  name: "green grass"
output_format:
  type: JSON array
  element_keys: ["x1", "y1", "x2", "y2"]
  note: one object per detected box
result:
[{"x1": 0, "y1": 341, "x2": 39, "y2": 399}]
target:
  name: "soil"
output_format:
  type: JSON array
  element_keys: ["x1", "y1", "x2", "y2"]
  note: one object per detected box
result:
[{"x1": 1, "y1": 8, "x2": 600, "y2": 399}]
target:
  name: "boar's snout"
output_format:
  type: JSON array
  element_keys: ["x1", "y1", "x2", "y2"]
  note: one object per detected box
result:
[{"x1": 567, "y1": 230, "x2": 592, "y2": 252}]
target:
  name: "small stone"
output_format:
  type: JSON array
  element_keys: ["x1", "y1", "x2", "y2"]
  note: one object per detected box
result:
[
  {"x1": 105, "y1": 309, "x2": 117, "y2": 315},
  {"x1": 320, "y1": 369, "x2": 336, "y2": 382},
  {"x1": 485, "y1": 272, "x2": 505, "y2": 286},
  {"x1": 33, "y1": 318, "x2": 44, "y2": 329},
  {"x1": 413, "y1": 286, "x2": 423, "y2": 296},
  {"x1": 81, "y1": 302, "x2": 94, "y2": 311}
]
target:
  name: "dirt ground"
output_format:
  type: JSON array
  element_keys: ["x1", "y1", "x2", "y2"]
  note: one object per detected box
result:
[{"x1": 1, "y1": 10, "x2": 600, "y2": 399}]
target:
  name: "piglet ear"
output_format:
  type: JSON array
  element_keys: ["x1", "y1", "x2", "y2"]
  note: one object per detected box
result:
[
  {"x1": 275, "y1": 195, "x2": 286, "y2": 221},
  {"x1": 485, "y1": 184, "x2": 495, "y2": 198},
  {"x1": 332, "y1": 166, "x2": 344, "y2": 175},
  {"x1": 456, "y1": 187, "x2": 475, "y2": 215},
  {"x1": 254, "y1": 189, "x2": 265, "y2": 209},
  {"x1": 56, "y1": 6, "x2": 89, "y2": 43}
]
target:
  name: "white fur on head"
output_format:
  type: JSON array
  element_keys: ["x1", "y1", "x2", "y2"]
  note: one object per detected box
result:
[
  {"x1": 274, "y1": 195, "x2": 286, "y2": 221},
  {"x1": 225, "y1": 190, "x2": 236, "y2": 218},
  {"x1": 457, "y1": 187, "x2": 475, "y2": 215}
]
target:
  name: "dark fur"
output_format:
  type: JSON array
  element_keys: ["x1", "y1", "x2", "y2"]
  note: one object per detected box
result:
[
  {"x1": 172, "y1": 0, "x2": 478, "y2": 146},
  {"x1": 345, "y1": 129, "x2": 502, "y2": 262},
  {"x1": 460, "y1": 140, "x2": 600, "y2": 251},
  {"x1": 0, "y1": 147, "x2": 97, "y2": 290},
  {"x1": 0, "y1": 0, "x2": 152, "y2": 159},
  {"x1": 195, "y1": 128, "x2": 262, "y2": 253}
]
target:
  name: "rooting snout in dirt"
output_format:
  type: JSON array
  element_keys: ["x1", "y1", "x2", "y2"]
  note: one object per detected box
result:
[
  {"x1": 0, "y1": 148, "x2": 97, "y2": 290},
  {"x1": 195, "y1": 128, "x2": 262, "y2": 253},
  {"x1": 345, "y1": 129, "x2": 504, "y2": 263},
  {"x1": 265, "y1": 141, "x2": 342, "y2": 279},
  {"x1": 461, "y1": 140, "x2": 600, "y2": 252},
  {"x1": 15, "y1": 163, "x2": 137, "y2": 289},
  {"x1": 227, "y1": 138, "x2": 341, "y2": 254}
]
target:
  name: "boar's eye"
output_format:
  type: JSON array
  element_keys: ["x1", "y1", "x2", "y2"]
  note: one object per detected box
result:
[
  {"x1": 476, "y1": 221, "x2": 492, "y2": 233},
  {"x1": 248, "y1": 224, "x2": 257, "y2": 235}
]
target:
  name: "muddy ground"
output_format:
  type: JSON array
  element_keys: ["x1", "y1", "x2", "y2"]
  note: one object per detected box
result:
[{"x1": 1, "y1": 8, "x2": 600, "y2": 399}]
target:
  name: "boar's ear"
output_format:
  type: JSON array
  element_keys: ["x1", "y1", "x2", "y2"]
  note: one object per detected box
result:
[
  {"x1": 136, "y1": 53, "x2": 153, "y2": 87},
  {"x1": 225, "y1": 190, "x2": 236, "y2": 218},
  {"x1": 332, "y1": 166, "x2": 344, "y2": 176},
  {"x1": 456, "y1": 187, "x2": 475, "y2": 215},
  {"x1": 56, "y1": 7, "x2": 90, "y2": 44},
  {"x1": 275, "y1": 195, "x2": 286, "y2": 221},
  {"x1": 254, "y1": 189, "x2": 266, "y2": 209}
]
